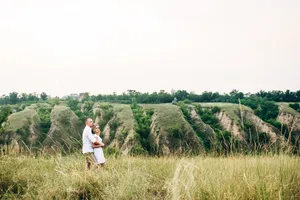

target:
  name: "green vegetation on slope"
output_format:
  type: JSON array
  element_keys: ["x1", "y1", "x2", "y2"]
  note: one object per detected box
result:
[
  {"x1": 67, "y1": 98, "x2": 95, "y2": 123},
  {"x1": 94, "y1": 103, "x2": 114, "y2": 131},
  {"x1": 35, "y1": 104, "x2": 52, "y2": 142},
  {"x1": 194, "y1": 103, "x2": 285, "y2": 155},
  {"x1": 0, "y1": 106, "x2": 12, "y2": 134},
  {"x1": 241, "y1": 97, "x2": 282, "y2": 129},
  {"x1": 194, "y1": 104, "x2": 235, "y2": 154},
  {"x1": 199, "y1": 102, "x2": 252, "y2": 127},
  {"x1": 131, "y1": 98, "x2": 154, "y2": 154},
  {"x1": 177, "y1": 101, "x2": 213, "y2": 150},
  {"x1": 289, "y1": 103, "x2": 300, "y2": 112},
  {"x1": 1, "y1": 99, "x2": 299, "y2": 155}
]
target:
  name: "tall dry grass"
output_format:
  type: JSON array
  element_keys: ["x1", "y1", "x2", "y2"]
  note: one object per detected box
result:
[{"x1": 0, "y1": 154, "x2": 299, "y2": 199}]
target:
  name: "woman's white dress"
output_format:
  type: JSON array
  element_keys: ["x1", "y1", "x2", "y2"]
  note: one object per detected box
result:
[{"x1": 93, "y1": 135, "x2": 106, "y2": 164}]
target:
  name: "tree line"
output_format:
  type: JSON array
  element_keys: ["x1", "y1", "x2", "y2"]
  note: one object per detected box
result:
[{"x1": 0, "y1": 89, "x2": 300, "y2": 105}]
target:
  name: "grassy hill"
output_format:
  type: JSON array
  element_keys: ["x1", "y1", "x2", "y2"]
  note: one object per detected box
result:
[
  {"x1": 277, "y1": 103, "x2": 300, "y2": 117},
  {"x1": 6, "y1": 108, "x2": 39, "y2": 132},
  {"x1": 2, "y1": 105, "x2": 44, "y2": 151},
  {"x1": 141, "y1": 104, "x2": 204, "y2": 155},
  {"x1": 1, "y1": 101, "x2": 300, "y2": 155},
  {"x1": 276, "y1": 103, "x2": 300, "y2": 152},
  {"x1": 43, "y1": 105, "x2": 83, "y2": 152},
  {"x1": 102, "y1": 104, "x2": 139, "y2": 155},
  {"x1": 197, "y1": 103, "x2": 281, "y2": 143}
]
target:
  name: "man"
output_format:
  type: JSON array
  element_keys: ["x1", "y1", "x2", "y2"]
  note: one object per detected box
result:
[{"x1": 82, "y1": 118, "x2": 103, "y2": 169}]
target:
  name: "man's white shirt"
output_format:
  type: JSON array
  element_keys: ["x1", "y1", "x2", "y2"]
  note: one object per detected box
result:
[{"x1": 82, "y1": 126, "x2": 96, "y2": 153}]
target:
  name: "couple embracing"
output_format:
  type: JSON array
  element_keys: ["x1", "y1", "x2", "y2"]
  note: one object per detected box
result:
[{"x1": 82, "y1": 118, "x2": 106, "y2": 169}]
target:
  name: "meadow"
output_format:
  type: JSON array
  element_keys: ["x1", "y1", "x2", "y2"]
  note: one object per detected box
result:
[{"x1": 1, "y1": 154, "x2": 299, "y2": 199}]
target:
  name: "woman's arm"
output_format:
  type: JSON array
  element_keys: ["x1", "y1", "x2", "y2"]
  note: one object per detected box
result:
[
  {"x1": 92, "y1": 143, "x2": 102, "y2": 148},
  {"x1": 92, "y1": 135, "x2": 105, "y2": 148},
  {"x1": 93, "y1": 142, "x2": 105, "y2": 148}
]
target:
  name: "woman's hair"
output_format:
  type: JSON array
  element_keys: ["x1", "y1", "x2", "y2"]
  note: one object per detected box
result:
[{"x1": 92, "y1": 123, "x2": 100, "y2": 134}]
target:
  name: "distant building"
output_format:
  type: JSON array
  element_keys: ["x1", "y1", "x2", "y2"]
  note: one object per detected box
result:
[
  {"x1": 171, "y1": 89, "x2": 176, "y2": 95},
  {"x1": 70, "y1": 94, "x2": 80, "y2": 99},
  {"x1": 78, "y1": 93, "x2": 85, "y2": 101},
  {"x1": 61, "y1": 93, "x2": 82, "y2": 100}
]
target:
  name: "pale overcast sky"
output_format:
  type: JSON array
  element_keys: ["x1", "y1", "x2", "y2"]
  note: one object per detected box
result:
[{"x1": 0, "y1": 0, "x2": 299, "y2": 97}]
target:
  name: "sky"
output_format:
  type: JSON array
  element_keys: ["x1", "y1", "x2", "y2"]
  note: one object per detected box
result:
[{"x1": 0, "y1": 0, "x2": 299, "y2": 97}]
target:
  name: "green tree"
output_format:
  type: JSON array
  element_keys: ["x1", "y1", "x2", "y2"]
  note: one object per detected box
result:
[
  {"x1": 229, "y1": 89, "x2": 244, "y2": 103},
  {"x1": 8, "y1": 92, "x2": 18, "y2": 104},
  {"x1": 82, "y1": 92, "x2": 90, "y2": 102},
  {"x1": 289, "y1": 103, "x2": 300, "y2": 112},
  {"x1": 174, "y1": 90, "x2": 189, "y2": 101},
  {"x1": 20, "y1": 93, "x2": 28, "y2": 101},
  {"x1": 27, "y1": 93, "x2": 39, "y2": 101},
  {"x1": 40, "y1": 92, "x2": 48, "y2": 101}
]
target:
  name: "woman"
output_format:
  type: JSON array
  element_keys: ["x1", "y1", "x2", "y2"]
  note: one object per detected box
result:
[{"x1": 92, "y1": 124, "x2": 106, "y2": 167}]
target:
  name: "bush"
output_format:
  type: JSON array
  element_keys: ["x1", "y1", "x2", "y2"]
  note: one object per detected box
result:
[
  {"x1": 110, "y1": 120, "x2": 120, "y2": 130},
  {"x1": 103, "y1": 147, "x2": 120, "y2": 156},
  {"x1": 121, "y1": 128, "x2": 128, "y2": 137},
  {"x1": 109, "y1": 130, "x2": 116, "y2": 142},
  {"x1": 130, "y1": 145, "x2": 148, "y2": 156},
  {"x1": 252, "y1": 132, "x2": 271, "y2": 144},
  {"x1": 16, "y1": 127, "x2": 30, "y2": 145},
  {"x1": 266, "y1": 118, "x2": 282, "y2": 130},
  {"x1": 131, "y1": 104, "x2": 154, "y2": 153},
  {"x1": 67, "y1": 98, "x2": 79, "y2": 111},
  {"x1": 242, "y1": 97, "x2": 279, "y2": 123},
  {"x1": 211, "y1": 106, "x2": 221, "y2": 114},
  {"x1": 99, "y1": 104, "x2": 114, "y2": 130},
  {"x1": 170, "y1": 124, "x2": 185, "y2": 139},
  {"x1": 37, "y1": 105, "x2": 52, "y2": 134},
  {"x1": 183, "y1": 99, "x2": 193, "y2": 104},
  {"x1": 289, "y1": 103, "x2": 300, "y2": 112},
  {"x1": 178, "y1": 101, "x2": 191, "y2": 121}
]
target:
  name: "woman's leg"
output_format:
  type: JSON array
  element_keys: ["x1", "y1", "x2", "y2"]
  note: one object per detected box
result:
[{"x1": 98, "y1": 163, "x2": 105, "y2": 168}]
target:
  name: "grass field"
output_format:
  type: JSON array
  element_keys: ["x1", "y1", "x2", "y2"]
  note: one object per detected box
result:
[{"x1": 0, "y1": 154, "x2": 299, "y2": 199}]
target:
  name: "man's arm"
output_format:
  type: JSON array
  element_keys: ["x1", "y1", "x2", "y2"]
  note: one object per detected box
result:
[{"x1": 86, "y1": 129, "x2": 100, "y2": 145}]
